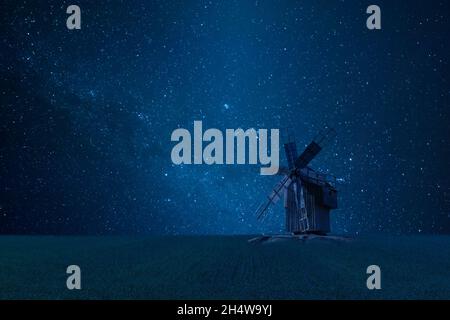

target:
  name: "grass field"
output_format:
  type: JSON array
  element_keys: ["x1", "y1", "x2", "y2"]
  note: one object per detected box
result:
[{"x1": 0, "y1": 235, "x2": 449, "y2": 299}]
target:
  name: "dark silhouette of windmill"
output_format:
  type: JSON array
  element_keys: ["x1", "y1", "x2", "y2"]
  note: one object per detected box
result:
[{"x1": 256, "y1": 127, "x2": 338, "y2": 235}]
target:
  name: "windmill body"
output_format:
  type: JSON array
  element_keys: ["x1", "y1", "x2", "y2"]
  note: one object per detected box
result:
[{"x1": 256, "y1": 128, "x2": 338, "y2": 235}]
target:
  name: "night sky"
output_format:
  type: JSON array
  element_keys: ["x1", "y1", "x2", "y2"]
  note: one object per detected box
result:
[{"x1": 1, "y1": 0, "x2": 449, "y2": 235}]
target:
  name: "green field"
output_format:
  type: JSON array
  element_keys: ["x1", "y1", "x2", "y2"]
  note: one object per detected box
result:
[{"x1": 0, "y1": 235, "x2": 449, "y2": 299}]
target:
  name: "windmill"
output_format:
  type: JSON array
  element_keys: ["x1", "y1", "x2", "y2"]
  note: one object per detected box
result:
[{"x1": 256, "y1": 127, "x2": 338, "y2": 235}]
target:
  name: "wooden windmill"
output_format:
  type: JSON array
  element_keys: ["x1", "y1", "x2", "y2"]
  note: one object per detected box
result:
[{"x1": 256, "y1": 127, "x2": 338, "y2": 235}]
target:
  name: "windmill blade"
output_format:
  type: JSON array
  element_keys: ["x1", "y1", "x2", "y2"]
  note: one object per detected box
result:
[
  {"x1": 294, "y1": 141, "x2": 322, "y2": 169},
  {"x1": 292, "y1": 181, "x2": 299, "y2": 207},
  {"x1": 256, "y1": 175, "x2": 293, "y2": 220},
  {"x1": 294, "y1": 127, "x2": 336, "y2": 169},
  {"x1": 298, "y1": 180, "x2": 306, "y2": 209}
]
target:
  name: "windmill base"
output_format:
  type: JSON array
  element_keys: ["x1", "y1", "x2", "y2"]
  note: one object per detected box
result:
[{"x1": 248, "y1": 233, "x2": 351, "y2": 244}]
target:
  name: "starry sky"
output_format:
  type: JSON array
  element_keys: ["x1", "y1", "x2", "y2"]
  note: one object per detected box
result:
[{"x1": 1, "y1": 0, "x2": 449, "y2": 235}]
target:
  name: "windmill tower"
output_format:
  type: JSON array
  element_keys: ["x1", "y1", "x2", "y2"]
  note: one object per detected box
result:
[{"x1": 256, "y1": 127, "x2": 338, "y2": 235}]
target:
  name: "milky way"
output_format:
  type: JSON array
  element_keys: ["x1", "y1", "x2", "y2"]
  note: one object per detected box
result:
[{"x1": 1, "y1": 1, "x2": 449, "y2": 234}]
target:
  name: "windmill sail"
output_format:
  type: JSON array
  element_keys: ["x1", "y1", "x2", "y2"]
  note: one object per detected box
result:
[
  {"x1": 256, "y1": 175, "x2": 292, "y2": 220},
  {"x1": 294, "y1": 127, "x2": 336, "y2": 169}
]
